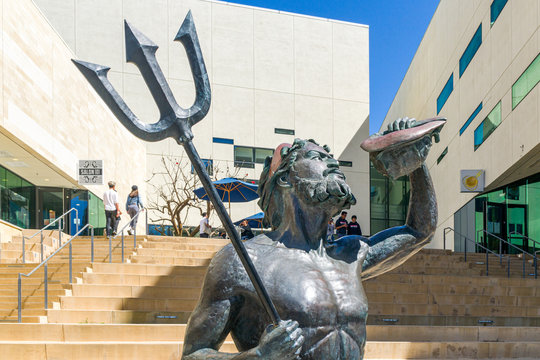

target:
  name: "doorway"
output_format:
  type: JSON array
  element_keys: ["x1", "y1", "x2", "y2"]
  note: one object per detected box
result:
[{"x1": 37, "y1": 187, "x2": 64, "y2": 230}]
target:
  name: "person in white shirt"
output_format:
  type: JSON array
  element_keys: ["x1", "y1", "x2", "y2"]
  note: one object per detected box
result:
[
  {"x1": 103, "y1": 181, "x2": 121, "y2": 236},
  {"x1": 199, "y1": 212, "x2": 211, "y2": 238}
]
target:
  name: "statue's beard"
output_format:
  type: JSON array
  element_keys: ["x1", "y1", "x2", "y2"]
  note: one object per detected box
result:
[{"x1": 294, "y1": 173, "x2": 356, "y2": 209}]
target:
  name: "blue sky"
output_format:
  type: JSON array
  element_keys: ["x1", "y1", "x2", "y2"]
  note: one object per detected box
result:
[{"x1": 221, "y1": 0, "x2": 440, "y2": 134}]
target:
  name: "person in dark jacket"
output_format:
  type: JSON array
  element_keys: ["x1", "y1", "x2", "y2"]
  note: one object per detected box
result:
[
  {"x1": 126, "y1": 185, "x2": 144, "y2": 235},
  {"x1": 347, "y1": 215, "x2": 362, "y2": 236},
  {"x1": 240, "y1": 220, "x2": 254, "y2": 240},
  {"x1": 335, "y1": 211, "x2": 348, "y2": 238}
]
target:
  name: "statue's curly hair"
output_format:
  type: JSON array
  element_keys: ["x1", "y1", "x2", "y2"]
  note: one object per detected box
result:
[{"x1": 257, "y1": 138, "x2": 330, "y2": 228}]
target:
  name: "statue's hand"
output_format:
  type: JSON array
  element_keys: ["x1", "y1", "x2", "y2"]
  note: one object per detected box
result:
[
  {"x1": 255, "y1": 319, "x2": 304, "y2": 359},
  {"x1": 382, "y1": 117, "x2": 417, "y2": 135}
]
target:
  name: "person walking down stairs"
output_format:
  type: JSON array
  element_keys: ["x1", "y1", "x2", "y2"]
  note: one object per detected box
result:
[{"x1": 126, "y1": 185, "x2": 144, "y2": 236}]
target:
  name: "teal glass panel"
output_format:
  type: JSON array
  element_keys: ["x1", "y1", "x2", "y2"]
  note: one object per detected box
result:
[
  {"x1": 88, "y1": 191, "x2": 106, "y2": 236},
  {"x1": 0, "y1": 167, "x2": 6, "y2": 224},
  {"x1": 436, "y1": 147, "x2": 448, "y2": 164},
  {"x1": 474, "y1": 101, "x2": 501, "y2": 150},
  {"x1": 527, "y1": 175, "x2": 540, "y2": 251},
  {"x1": 490, "y1": 0, "x2": 508, "y2": 25},
  {"x1": 0, "y1": 167, "x2": 33, "y2": 228},
  {"x1": 437, "y1": 74, "x2": 453, "y2": 114},
  {"x1": 460, "y1": 103, "x2": 482, "y2": 135},
  {"x1": 459, "y1": 24, "x2": 482, "y2": 77},
  {"x1": 512, "y1": 53, "x2": 540, "y2": 109}
]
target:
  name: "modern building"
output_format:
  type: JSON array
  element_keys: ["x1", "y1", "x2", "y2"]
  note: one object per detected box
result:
[
  {"x1": 0, "y1": 0, "x2": 371, "y2": 241},
  {"x1": 0, "y1": 0, "x2": 147, "y2": 239},
  {"x1": 377, "y1": 0, "x2": 540, "y2": 251},
  {"x1": 34, "y1": 0, "x2": 371, "y2": 233}
]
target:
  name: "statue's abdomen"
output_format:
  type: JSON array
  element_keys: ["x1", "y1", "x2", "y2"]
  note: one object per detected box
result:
[{"x1": 302, "y1": 328, "x2": 364, "y2": 360}]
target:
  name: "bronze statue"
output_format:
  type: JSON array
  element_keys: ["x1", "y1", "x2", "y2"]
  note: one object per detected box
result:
[
  {"x1": 71, "y1": 9, "x2": 445, "y2": 358},
  {"x1": 182, "y1": 118, "x2": 444, "y2": 359}
]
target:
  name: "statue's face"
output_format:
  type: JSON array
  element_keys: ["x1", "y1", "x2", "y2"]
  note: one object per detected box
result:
[{"x1": 290, "y1": 142, "x2": 355, "y2": 208}]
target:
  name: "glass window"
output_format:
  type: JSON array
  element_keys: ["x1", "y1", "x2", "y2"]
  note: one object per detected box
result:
[
  {"x1": 512, "y1": 53, "x2": 540, "y2": 109},
  {"x1": 274, "y1": 128, "x2": 295, "y2": 135},
  {"x1": 191, "y1": 159, "x2": 213, "y2": 176},
  {"x1": 459, "y1": 24, "x2": 482, "y2": 77},
  {"x1": 234, "y1": 146, "x2": 253, "y2": 163},
  {"x1": 254, "y1": 148, "x2": 273, "y2": 164},
  {"x1": 437, "y1": 74, "x2": 453, "y2": 114},
  {"x1": 474, "y1": 101, "x2": 501, "y2": 150},
  {"x1": 460, "y1": 102, "x2": 483, "y2": 135},
  {"x1": 491, "y1": 0, "x2": 508, "y2": 25},
  {"x1": 0, "y1": 166, "x2": 34, "y2": 228},
  {"x1": 338, "y1": 161, "x2": 353, "y2": 167},
  {"x1": 436, "y1": 147, "x2": 448, "y2": 164}
]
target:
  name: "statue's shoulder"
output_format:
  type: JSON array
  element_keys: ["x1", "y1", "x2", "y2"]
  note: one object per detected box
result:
[{"x1": 206, "y1": 234, "x2": 274, "y2": 284}]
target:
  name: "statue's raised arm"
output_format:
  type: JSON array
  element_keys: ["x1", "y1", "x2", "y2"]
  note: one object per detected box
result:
[{"x1": 360, "y1": 117, "x2": 445, "y2": 280}]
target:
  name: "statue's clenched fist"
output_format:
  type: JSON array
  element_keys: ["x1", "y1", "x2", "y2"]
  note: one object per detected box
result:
[{"x1": 255, "y1": 320, "x2": 304, "y2": 359}]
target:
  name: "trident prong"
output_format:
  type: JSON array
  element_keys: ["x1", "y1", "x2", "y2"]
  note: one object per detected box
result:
[{"x1": 73, "y1": 11, "x2": 280, "y2": 325}]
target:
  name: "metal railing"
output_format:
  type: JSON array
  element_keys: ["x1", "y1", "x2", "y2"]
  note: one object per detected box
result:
[
  {"x1": 18, "y1": 224, "x2": 94, "y2": 322},
  {"x1": 21, "y1": 208, "x2": 79, "y2": 263},
  {"x1": 110, "y1": 210, "x2": 143, "y2": 263},
  {"x1": 443, "y1": 227, "x2": 505, "y2": 277},
  {"x1": 477, "y1": 229, "x2": 537, "y2": 279},
  {"x1": 509, "y1": 231, "x2": 540, "y2": 254}
]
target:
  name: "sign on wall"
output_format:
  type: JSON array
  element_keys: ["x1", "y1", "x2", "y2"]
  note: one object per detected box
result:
[
  {"x1": 460, "y1": 170, "x2": 485, "y2": 192},
  {"x1": 78, "y1": 160, "x2": 103, "y2": 185}
]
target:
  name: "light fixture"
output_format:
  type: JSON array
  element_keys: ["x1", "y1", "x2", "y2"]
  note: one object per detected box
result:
[{"x1": 44, "y1": 178, "x2": 50, "y2": 182}]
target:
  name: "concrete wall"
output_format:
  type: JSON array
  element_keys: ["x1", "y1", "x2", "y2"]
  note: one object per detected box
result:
[
  {"x1": 35, "y1": 0, "x2": 370, "y2": 228},
  {"x1": 0, "y1": 0, "x2": 147, "y2": 234},
  {"x1": 380, "y1": 0, "x2": 540, "y2": 249}
]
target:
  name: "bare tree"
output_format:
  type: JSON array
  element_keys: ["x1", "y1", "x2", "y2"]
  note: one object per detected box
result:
[{"x1": 146, "y1": 155, "x2": 242, "y2": 236}]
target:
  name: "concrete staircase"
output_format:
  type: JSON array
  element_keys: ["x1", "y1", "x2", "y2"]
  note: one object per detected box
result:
[
  {"x1": 1, "y1": 236, "x2": 540, "y2": 358},
  {"x1": 0, "y1": 229, "x2": 66, "y2": 264},
  {"x1": 0, "y1": 235, "x2": 133, "y2": 323}
]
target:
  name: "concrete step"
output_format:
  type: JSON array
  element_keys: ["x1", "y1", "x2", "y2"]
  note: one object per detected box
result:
[
  {"x1": 140, "y1": 242, "x2": 225, "y2": 251},
  {"x1": 0, "y1": 340, "x2": 539, "y2": 359},
  {"x1": 134, "y1": 248, "x2": 217, "y2": 258},
  {"x1": 0, "y1": 341, "x2": 235, "y2": 360},
  {"x1": 364, "y1": 341, "x2": 540, "y2": 359},
  {"x1": 368, "y1": 302, "x2": 540, "y2": 317},
  {"x1": 89, "y1": 263, "x2": 208, "y2": 276},
  {"x1": 371, "y1": 273, "x2": 540, "y2": 287},
  {"x1": 145, "y1": 236, "x2": 229, "y2": 246},
  {"x1": 59, "y1": 296, "x2": 198, "y2": 311},
  {"x1": 130, "y1": 256, "x2": 211, "y2": 266},
  {"x1": 46, "y1": 309, "x2": 192, "y2": 324},
  {"x1": 70, "y1": 284, "x2": 202, "y2": 299},
  {"x1": 2, "y1": 323, "x2": 539, "y2": 342},
  {"x1": 81, "y1": 272, "x2": 205, "y2": 287},
  {"x1": 364, "y1": 282, "x2": 540, "y2": 297}
]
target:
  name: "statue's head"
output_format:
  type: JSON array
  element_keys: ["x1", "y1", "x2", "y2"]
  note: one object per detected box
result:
[{"x1": 258, "y1": 139, "x2": 356, "y2": 228}]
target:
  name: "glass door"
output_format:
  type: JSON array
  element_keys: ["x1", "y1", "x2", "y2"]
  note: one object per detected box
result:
[
  {"x1": 37, "y1": 187, "x2": 64, "y2": 230},
  {"x1": 507, "y1": 204, "x2": 529, "y2": 253},
  {"x1": 483, "y1": 201, "x2": 507, "y2": 253}
]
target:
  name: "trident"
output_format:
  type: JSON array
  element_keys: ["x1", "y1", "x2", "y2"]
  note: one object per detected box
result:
[{"x1": 72, "y1": 11, "x2": 280, "y2": 325}]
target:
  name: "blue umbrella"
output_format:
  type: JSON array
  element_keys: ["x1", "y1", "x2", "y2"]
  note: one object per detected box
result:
[
  {"x1": 234, "y1": 212, "x2": 265, "y2": 229},
  {"x1": 194, "y1": 177, "x2": 259, "y2": 213}
]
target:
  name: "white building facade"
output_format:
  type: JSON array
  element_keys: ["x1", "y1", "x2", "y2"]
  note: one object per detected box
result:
[
  {"x1": 380, "y1": 0, "x2": 540, "y2": 251},
  {"x1": 35, "y1": 0, "x2": 371, "y2": 232}
]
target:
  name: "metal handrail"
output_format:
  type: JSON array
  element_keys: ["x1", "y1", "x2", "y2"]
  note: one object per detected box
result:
[
  {"x1": 509, "y1": 231, "x2": 540, "y2": 253},
  {"x1": 477, "y1": 229, "x2": 537, "y2": 279},
  {"x1": 111, "y1": 210, "x2": 144, "y2": 263},
  {"x1": 18, "y1": 224, "x2": 94, "y2": 323},
  {"x1": 21, "y1": 208, "x2": 79, "y2": 263},
  {"x1": 443, "y1": 227, "x2": 505, "y2": 277}
]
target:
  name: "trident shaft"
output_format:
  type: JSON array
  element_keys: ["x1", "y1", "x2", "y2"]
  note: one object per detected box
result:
[{"x1": 73, "y1": 11, "x2": 280, "y2": 325}]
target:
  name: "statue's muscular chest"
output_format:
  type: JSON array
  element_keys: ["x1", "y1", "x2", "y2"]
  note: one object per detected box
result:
[{"x1": 258, "y1": 247, "x2": 368, "y2": 326}]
